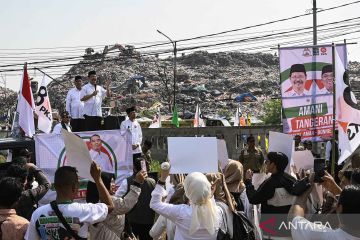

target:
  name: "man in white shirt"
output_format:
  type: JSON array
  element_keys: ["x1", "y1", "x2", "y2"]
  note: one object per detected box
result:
[
  {"x1": 52, "y1": 111, "x2": 72, "y2": 134},
  {"x1": 289, "y1": 174, "x2": 360, "y2": 240},
  {"x1": 25, "y1": 163, "x2": 114, "y2": 240},
  {"x1": 283, "y1": 63, "x2": 309, "y2": 98},
  {"x1": 66, "y1": 76, "x2": 84, "y2": 132},
  {"x1": 80, "y1": 70, "x2": 111, "y2": 131},
  {"x1": 89, "y1": 134, "x2": 113, "y2": 173},
  {"x1": 120, "y1": 106, "x2": 143, "y2": 162},
  {"x1": 86, "y1": 134, "x2": 114, "y2": 204}
]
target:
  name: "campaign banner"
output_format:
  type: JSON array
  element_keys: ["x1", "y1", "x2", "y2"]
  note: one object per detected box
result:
[
  {"x1": 35, "y1": 129, "x2": 133, "y2": 204},
  {"x1": 279, "y1": 45, "x2": 347, "y2": 141},
  {"x1": 34, "y1": 129, "x2": 133, "y2": 184}
]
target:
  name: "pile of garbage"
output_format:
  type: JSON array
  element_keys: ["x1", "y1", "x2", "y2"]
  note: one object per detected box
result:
[
  {"x1": 46, "y1": 50, "x2": 282, "y2": 120},
  {"x1": 2, "y1": 48, "x2": 356, "y2": 122}
]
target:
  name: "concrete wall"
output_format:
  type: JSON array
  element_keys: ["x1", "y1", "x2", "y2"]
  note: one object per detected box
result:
[{"x1": 142, "y1": 125, "x2": 282, "y2": 161}]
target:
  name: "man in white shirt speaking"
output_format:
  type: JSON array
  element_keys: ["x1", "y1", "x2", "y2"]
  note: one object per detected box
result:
[
  {"x1": 80, "y1": 70, "x2": 111, "y2": 131},
  {"x1": 66, "y1": 76, "x2": 84, "y2": 132},
  {"x1": 120, "y1": 106, "x2": 143, "y2": 163}
]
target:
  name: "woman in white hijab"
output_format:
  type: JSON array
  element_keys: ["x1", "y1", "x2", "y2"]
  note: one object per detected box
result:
[{"x1": 150, "y1": 169, "x2": 222, "y2": 240}]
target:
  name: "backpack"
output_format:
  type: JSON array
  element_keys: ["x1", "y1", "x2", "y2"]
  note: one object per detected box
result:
[{"x1": 232, "y1": 211, "x2": 256, "y2": 240}]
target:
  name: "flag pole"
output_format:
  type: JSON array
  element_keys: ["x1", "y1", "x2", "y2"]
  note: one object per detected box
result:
[
  {"x1": 331, "y1": 43, "x2": 336, "y2": 177},
  {"x1": 277, "y1": 44, "x2": 284, "y2": 128}
]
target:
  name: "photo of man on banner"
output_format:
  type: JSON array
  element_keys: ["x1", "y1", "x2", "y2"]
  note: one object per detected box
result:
[{"x1": 279, "y1": 45, "x2": 346, "y2": 142}]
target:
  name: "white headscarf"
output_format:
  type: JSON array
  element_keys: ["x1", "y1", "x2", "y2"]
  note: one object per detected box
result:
[{"x1": 184, "y1": 172, "x2": 217, "y2": 235}]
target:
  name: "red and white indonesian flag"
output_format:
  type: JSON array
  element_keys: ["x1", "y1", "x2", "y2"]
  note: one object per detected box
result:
[
  {"x1": 194, "y1": 104, "x2": 205, "y2": 127},
  {"x1": 335, "y1": 47, "x2": 360, "y2": 164},
  {"x1": 35, "y1": 74, "x2": 53, "y2": 133},
  {"x1": 16, "y1": 64, "x2": 35, "y2": 137},
  {"x1": 149, "y1": 107, "x2": 162, "y2": 128}
]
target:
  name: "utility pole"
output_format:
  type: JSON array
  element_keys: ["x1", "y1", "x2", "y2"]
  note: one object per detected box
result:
[
  {"x1": 313, "y1": 0, "x2": 317, "y2": 45},
  {"x1": 157, "y1": 30, "x2": 177, "y2": 111}
]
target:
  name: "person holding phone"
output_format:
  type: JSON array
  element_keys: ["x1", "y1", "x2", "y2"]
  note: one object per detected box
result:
[{"x1": 115, "y1": 158, "x2": 155, "y2": 240}]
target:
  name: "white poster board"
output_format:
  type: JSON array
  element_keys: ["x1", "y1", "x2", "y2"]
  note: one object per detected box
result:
[
  {"x1": 292, "y1": 150, "x2": 314, "y2": 170},
  {"x1": 61, "y1": 129, "x2": 94, "y2": 181},
  {"x1": 168, "y1": 137, "x2": 218, "y2": 174},
  {"x1": 268, "y1": 131, "x2": 294, "y2": 172}
]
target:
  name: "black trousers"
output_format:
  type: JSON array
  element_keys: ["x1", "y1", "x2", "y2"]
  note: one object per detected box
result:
[
  {"x1": 84, "y1": 115, "x2": 102, "y2": 131},
  {"x1": 130, "y1": 223, "x2": 153, "y2": 240},
  {"x1": 70, "y1": 118, "x2": 85, "y2": 132}
]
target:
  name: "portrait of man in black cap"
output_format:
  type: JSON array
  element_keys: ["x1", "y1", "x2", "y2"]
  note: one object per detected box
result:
[
  {"x1": 284, "y1": 63, "x2": 309, "y2": 97},
  {"x1": 318, "y1": 64, "x2": 333, "y2": 94}
]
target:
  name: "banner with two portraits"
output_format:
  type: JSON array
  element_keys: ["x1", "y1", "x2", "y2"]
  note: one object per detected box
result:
[{"x1": 279, "y1": 44, "x2": 347, "y2": 141}]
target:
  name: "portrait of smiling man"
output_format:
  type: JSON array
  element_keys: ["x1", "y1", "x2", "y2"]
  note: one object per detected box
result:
[
  {"x1": 318, "y1": 64, "x2": 334, "y2": 94},
  {"x1": 284, "y1": 64, "x2": 309, "y2": 97},
  {"x1": 89, "y1": 134, "x2": 113, "y2": 173}
]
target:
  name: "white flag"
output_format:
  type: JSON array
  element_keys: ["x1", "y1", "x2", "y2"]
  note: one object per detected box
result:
[
  {"x1": 149, "y1": 107, "x2": 161, "y2": 128},
  {"x1": 16, "y1": 64, "x2": 35, "y2": 137},
  {"x1": 35, "y1": 74, "x2": 53, "y2": 133},
  {"x1": 335, "y1": 46, "x2": 360, "y2": 164},
  {"x1": 234, "y1": 107, "x2": 239, "y2": 126},
  {"x1": 194, "y1": 104, "x2": 205, "y2": 127}
]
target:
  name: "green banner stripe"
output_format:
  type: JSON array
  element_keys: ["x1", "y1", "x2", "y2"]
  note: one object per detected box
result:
[
  {"x1": 280, "y1": 62, "x2": 330, "y2": 83},
  {"x1": 283, "y1": 103, "x2": 328, "y2": 118}
]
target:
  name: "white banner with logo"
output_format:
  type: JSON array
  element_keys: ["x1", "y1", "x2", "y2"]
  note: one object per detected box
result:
[
  {"x1": 279, "y1": 45, "x2": 347, "y2": 141},
  {"x1": 35, "y1": 129, "x2": 133, "y2": 204}
]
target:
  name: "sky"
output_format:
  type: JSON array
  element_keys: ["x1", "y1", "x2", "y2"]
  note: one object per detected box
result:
[{"x1": 0, "y1": 0, "x2": 359, "y2": 91}]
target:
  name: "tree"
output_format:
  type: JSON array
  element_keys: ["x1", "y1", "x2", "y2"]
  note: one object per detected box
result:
[
  {"x1": 260, "y1": 99, "x2": 282, "y2": 124},
  {"x1": 155, "y1": 61, "x2": 175, "y2": 113}
]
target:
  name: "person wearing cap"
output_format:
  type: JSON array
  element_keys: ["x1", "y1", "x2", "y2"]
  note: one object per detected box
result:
[
  {"x1": 120, "y1": 107, "x2": 143, "y2": 162},
  {"x1": 284, "y1": 64, "x2": 309, "y2": 97},
  {"x1": 52, "y1": 111, "x2": 72, "y2": 134},
  {"x1": 6, "y1": 161, "x2": 50, "y2": 220},
  {"x1": 80, "y1": 70, "x2": 112, "y2": 131},
  {"x1": 244, "y1": 152, "x2": 298, "y2": 215},
  {"x1": 66, "y1": 75, "x2": 85, "y2": 132},
  {"x1": 318, "y1": 64, "x2": 333, "y2": 94},
  {"x1": 12, "y1": 148, "x2": 33, "y2": 163}
]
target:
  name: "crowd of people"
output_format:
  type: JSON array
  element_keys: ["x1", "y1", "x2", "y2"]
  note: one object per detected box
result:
[{"x1": 1, "y1": 138, "x2": 360, "y2": 239}]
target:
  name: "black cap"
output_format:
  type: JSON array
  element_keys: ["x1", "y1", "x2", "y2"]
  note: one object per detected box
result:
[
  {"x1": 321, "y1": 65, "x2": 332, "y2": 75},
  {"x1": 75, "y1": 76, "x2": 82, "y2": 81},
  {"x1": 61, "y1": 111, "x2": 70, "y2": 118},
  {"x1": 126, "y1": 106, "x2": 136, "y2": 115},
  {"x1": 13, "y1": 148, "x2": 32, "y2": 157},
  {"x1": 267, "y1": 152, "x2": 288, "y2": 172},
  {"x1": 289, "y1": 64, "x2": 307, "y2": 76},
  {"x1": 88, "y1": 70, "x2": 96, "y2": 77}
]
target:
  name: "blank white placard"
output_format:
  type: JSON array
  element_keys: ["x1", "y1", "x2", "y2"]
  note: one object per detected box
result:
[{"x1": 168, "y1": 137, "x2": 218, "y2": 174}]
